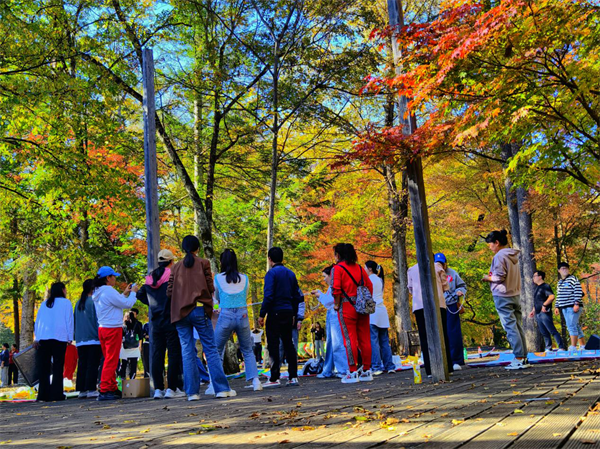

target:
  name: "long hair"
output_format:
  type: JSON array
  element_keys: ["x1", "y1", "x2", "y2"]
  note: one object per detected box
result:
[
  {"x1": 78, "y1": 279, "x2": 95, "y2": 311},
  {"x1": 151, "y1": 260, "x2": 171, "y2": 286},
  {"x1": 333, "y1": 243, "x2": 358, "y2": 265},
  {"x1": 322, "y1": 265, "x2": 333, "y2": 276},
  {"x1": 47, "y1": 282, "x2": 66, "y2": 309},
  {"x1": 220, "y1": 249, "x2": 241, "y2": 284},
  {"x1": 365, "y1": 260, "x2": 385, "y2": 287},
  {"x1": 182, "y1": 235, "x2": 201, "y2": 268},
  {"x1": 93, "y1": 275, "x2": 108, "y2": 290},
  {"x1": 485, "y1": 229, "x2": 509, "y2": 246}
]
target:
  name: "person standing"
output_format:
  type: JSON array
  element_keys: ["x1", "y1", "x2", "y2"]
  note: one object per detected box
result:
[
  {"x1": 333, "y1": 243, "x2": 374, "y2": 384},
  {"x1": 33, "y1": 282, "x2": 74, "y2": 401},
  {"x1": 407, "y1": 262, "x2": 454, "y2": 377},
  {"x1": 252, "y1": 328, "x2": 263, "y2": 365},
  {"x1": 555, "y1": 262, "x2": 585, "y2": 350},
  {"x1": 8, "y1": 344, "x2": 18, "y2": 385},
  {"x1": 137, "y1": 249, "x2": 185, "y2": 399},
  {"x1": 141, "y1": 322, "x2": 150, "y2": 378},
  {"x1": 528, "y1": 270, "x2": 565, "y2": 351},
  {"x1": 365, "y1": 261, "x2": 396, "y2": 375},
  {"x1": 169, "y1": 235, "x2": 235, "y2": 400},
  {"x1": 0, "y1": 343, "x2": 9, "y2": 387},
  {"x1": 92, "y1": 266, "x2": 139, "y2": 401},
  {"x1": 212, "y1": 249, "x2": 262, "y2": 391},
  {"x1": 74, "y1": 279, "x2": 102, "y2": 399},
  {"x1": 259, "y1": 247, "x2": 301, "y2": 388},
  {"x1": 311, "y1": 323, "x2": 325, "y2": 360},
  {"x1": 119, "y1": 310, "x2": 143, "y2": 380},
  {"x1": 312, "y1": 265, "x2": 349, "y2": 378},
  {"x1": 436, "y1": 253, "x2": 467, "y2": 370},
  {"x1": 482, "y1": 230, "x2": 528, "y2": 370}
]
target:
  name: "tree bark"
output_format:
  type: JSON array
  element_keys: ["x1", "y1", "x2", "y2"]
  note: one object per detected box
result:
[
  {"x1": 12, "y1": 277, "x2": 20, "y2": 348},
  {"x1": 266, "y1": 39, "x2": 280, "y2": 268},
  {"x1": 20, "y1": 266, "x2": 36, "y2": 349}
]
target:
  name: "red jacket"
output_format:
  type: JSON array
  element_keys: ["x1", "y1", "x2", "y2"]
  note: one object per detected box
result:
[{"x1": 333, "y1": 262, "x2": 373, "y2": 298}]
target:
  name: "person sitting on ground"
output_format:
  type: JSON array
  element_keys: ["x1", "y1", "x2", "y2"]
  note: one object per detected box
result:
[{"x1": 482, "y1": 230, "x2": 529, "y2": 370}]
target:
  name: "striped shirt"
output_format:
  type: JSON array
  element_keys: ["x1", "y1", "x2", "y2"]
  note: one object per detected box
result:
[{"x1": 555, "y1": 275, "x2": 584, "y2": 308}]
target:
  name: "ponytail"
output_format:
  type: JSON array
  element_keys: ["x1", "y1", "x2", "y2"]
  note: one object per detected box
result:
[
  {"x1": 93, "y1": 275, "x2": 108, "y2": 290},
  {"x1": 365, "y1": 260, "x2": 384, "y2": 287},
  {"x1": 182, "y1": 235, "x2": 201, "y2": 268},
  {"x1": 78, "y1": 279, "x2": 95, "y2": 311},
  {"x1": 151, "y1": 261, "x2": 171, "y2": 286},
  {"x1": 47, "y1": 282, "x2": 66, "y2": 309}
]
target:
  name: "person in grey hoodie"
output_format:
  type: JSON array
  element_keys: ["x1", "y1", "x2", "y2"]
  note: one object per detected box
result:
[{"x1": 483, "y1": 230, "x2": 529, "y2": 370}]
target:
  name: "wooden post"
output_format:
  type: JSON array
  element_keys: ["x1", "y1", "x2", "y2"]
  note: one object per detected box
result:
[
  {"x1": 387, "y1": 0, "x2": 449, "y2": 382},
  {"x1": 143, "y1": 48, "x2": 160, "y2": 392},
  {"x1": 142, "y1": 48, "x2": 160, "y2": 271}
]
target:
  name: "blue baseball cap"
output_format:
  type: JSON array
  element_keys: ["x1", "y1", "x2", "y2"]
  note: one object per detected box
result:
[
  {"x1": 97, "y1": 266, "x2": 121, "y2": 278},
  {"x1": 434, "y1": 252, "x2": 446, "y2": 264}
]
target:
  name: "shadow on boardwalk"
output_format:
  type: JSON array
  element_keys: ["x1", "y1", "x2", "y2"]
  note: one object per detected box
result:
[{"x1": 1, "y1": 361, "x2": 599, "y2": 448}]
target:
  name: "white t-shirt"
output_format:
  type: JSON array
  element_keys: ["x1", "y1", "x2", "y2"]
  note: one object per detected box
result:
[
  {"x1": 369, "y1": 275, "x2": 390, "y2": 328},
  {"x1": 34, "y1": 297, "x2": 74, "y2": 342},
  {"x1": 252, "y1": 330, "x2": 263, "y2": 344}
]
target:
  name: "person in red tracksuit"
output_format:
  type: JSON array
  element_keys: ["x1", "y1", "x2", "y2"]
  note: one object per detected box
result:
[{"x1": 332, "y1": 243, "x2": 374, "y2": 384}]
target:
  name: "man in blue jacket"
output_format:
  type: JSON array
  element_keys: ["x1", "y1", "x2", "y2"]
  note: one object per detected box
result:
[{"x1": 259, "y1": 247, "x2": 301, "y2": 387}]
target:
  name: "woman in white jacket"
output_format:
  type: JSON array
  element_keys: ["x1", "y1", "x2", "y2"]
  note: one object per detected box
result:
[
  {"x1": 92, "y1": 266, "x2": 138, "y2": 401},
  {"x1": 34, "y1": 282, "x2": 74, "y2": 402}
]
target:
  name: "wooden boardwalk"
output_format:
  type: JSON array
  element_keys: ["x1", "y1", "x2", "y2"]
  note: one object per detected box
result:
[{"x1": 1, "y1": 360, "x2": 599, "y2": 448}]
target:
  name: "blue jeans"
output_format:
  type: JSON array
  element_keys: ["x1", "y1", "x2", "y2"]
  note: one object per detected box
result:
[
  {"x1": 195, "y1": 346, "x2": 210, "y2": 383},
  {"x1": 175, "y1": 306, "x2": 231, "y2": 396},
  {"x1": 322, "y1": 309, "x2": 349, "y2": 376},
  {"x1": 493, "y1": 295, "x2": 528, "y2": 358},
  {"x1": 562, "y1": 307, "x2": 584, "y2": 338},
  {"x1": 535, "y1": 312, "x2": 564, "y2": 349},
  {"x1": 370, "y1": 325, "x2": 396, "y2": 372},
  {"x1": 214, "y1": 307, "x2": 258, "y2": 381}
]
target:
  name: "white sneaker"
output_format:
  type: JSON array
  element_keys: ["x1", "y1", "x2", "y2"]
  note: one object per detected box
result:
[
  {"x1": 505, "y1": 358, "x2": 529, "y2": 370},
  {"x1": 87, "y1": 391, "x2": 99, "y2": 399},
  {"x1": 164, "y1": 388, "x2": 186, "y2": 398},
  {"x1": 341, "y1": 371, "x2": 359, "y2": 384},
  {"x1": 372, "y1": 370, "x2": 384, "y2": 376},
  {"x1": 253, "y1": 377, "x2": 263, "y2": 391},
  {"x1": 287, "y1": 378, "x2": 300, "y2": 387},
  {"x1": 387, "y1": 369, "x2": 396, "y2": 374},
  {"x1": 568, "y1": 346, "x2": 578, "y2": 352},
  {"x1": 78, "y1": 391, "x2": 88, "y2": 399},
  {"x1": 263, "y1": 380, "x2": 281, "y2": 388},
  {"x1": 153, "y1": 389, "x2": 165, "y2": 399},
  {"x1": 453, "y1": 364, "x2": 462, "y2": 371},
  {"x1": 188, "y1": 394, "x2": 201, "y2": 401},
  {"x1": 215, "y1": 389, "x2": 237, "y2": 398},
  {"x1": 359, "y1": 369, "x2": 374, "y2": 382},
  {"x1": 204, "y1": 383, "x2": 215, "y2": 395}
]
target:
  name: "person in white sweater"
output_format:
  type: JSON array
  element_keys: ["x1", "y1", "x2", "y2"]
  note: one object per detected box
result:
[
  {"x1": 91, "y1": 266, "x2": 138, "y2": 401},
  {"x1": 34, "y1": 282, "x2": 74, "y2": 402}
]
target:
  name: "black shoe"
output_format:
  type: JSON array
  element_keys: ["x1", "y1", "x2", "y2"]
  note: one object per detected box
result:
[{"x1": 97, "y1": 391, "x2": 120, "y2": 401}]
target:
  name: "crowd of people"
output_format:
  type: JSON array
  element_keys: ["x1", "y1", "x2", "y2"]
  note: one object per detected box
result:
[{"x1": 24, "y1": 229, "x2": 588, "y2": 401}]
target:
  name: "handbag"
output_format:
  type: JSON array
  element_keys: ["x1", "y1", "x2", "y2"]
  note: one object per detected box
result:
[{"x1": 337, "y1": 265, "x2": 376, "y2": 315}]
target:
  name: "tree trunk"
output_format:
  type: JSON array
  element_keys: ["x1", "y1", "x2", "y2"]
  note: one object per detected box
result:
[
  {"x1": 20, "y1": 266, "x2": 36, "y2": 349},
  {"x1": 266, "y1": 41, "x2": 280, "y2": 270},
  {"x1": 12, "y1": 277, "x2": 20, "y2": 348},
  {"x1": 193, "y1": 92, "x2": 204, "y2": 238},
  {"x1": 516, "y1": 186, "x2": 543, "y2": 351}
]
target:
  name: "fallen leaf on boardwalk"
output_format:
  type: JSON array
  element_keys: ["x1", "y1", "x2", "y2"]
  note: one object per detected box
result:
[
  {"x1": 590, "y1": 430, "x2": 600, "y2": 433},
  {"x1": 423, "y1": 434, "x2": 432, "y2": 439},
  {"x1": 514, "y1": 409, "x2": 524, "y2": 414},
  {"x1": 186, "y1": 413, "x2": 197, "y2": 417},
  {"x1": 249, "y1": 412, "x2": 260, "y2": 419},
  {"x1": 545, "y1": 401, "x2": 555, "y2": 405},
  {"x1": 354, "y1": 416, "x2": 369, "y2": 422},
  {"x1": 119, "y1": 437, "x2": 140, "y2": 441},
  {"x1": 102, "y1": 425, "x2": 111, "y2": 430},
  {"x1": 553, "y1": 433, "x2": 562, "y2": 437},
  {"x1": 123, "y1": 420, "x2": 135, "y2": 423},
  {"x1": 507, "y1": 432, "x2": 519, "y2": 436},
  {"x1": 440, "y1": 413, "x2": 449, "y2": 417},
  {"x1": 386, "y1": 418, "x2": 400, "y2": 425},
  {"x1": 513, "y1": 391, "x2": 522, "y2": 395},
  {"x1": 452, "y1": 420, "x2": 463, "y2": 426},
  {"x1": 56, "y1": 446, "x2": 72, "y2": 449},
  {"x1": 292, "y1": 426, "x2": 315, "y2": 431},
  {"x1": 386, "y1": 426, "x2": 395, "y2": 431},
  {"x1": 296, "y1": 402, "x2": 302, "y2": 407},
  {"x1": 496, "y1": 423, "x2": 506, "y2": 427},
  {"x1": 140, "y1": 429, "x2": 150, "y2": 433},
  {"x1": 581, "y1": 441, "x2": 597, "y2": 445},
  {"x1": 278, "y1": 440, "x2": 290, "y2": 444}
]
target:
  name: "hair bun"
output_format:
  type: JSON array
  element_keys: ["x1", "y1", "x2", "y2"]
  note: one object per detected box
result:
[{"x1": 501, "y1": 230, "x2": 508, "y2": 236}]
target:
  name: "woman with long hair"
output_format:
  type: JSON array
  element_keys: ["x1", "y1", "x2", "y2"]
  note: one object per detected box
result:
[
  {"x1": 34, "y1": 282, "x2": 74, "y2": 401},
  {"x1": 92, "y1": 266, "x2": 138, "y2": 400},
  {"x1": 332, "y1": 243, "x2": 374, "y2": 384},
  {"x1": 137, "y1": 249, "x2": 185, "y2": 399},
  {"x1": 365, "y1": 260, "x2": 396, "y2": 375},
  {"x1": 168, "y1": 235, "x2": 235, "y2": 400},
  {"x1": 212, "y1": 249, "x2": 262, "y2": 391},
  {"x1": 74, "y1": 279, "x2": 102, "y2": 399}
]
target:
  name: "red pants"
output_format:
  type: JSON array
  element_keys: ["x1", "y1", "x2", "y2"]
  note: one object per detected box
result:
[
  {"x1": 338, "y1": 300, "x2": 372, "y2": 372},
  {"x1": 99, "y1": 327, "x2": 122, "y2": 393}
]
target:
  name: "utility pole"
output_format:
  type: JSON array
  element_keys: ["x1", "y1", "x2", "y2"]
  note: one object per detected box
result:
[{"x1": 386, "y1": 0, "x2": 449, "y2": 382}]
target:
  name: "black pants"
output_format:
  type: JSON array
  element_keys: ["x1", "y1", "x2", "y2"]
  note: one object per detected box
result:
[
  {"x1": 76, "y1": 345, "x2": 102, "y2": 392},
  {"x1": 151, "y1": 324, "x2": 183, "y2": 391},
  {"x1": 142, "y1": 343, "x2": 150, "y2": 378},
  {"x1": 37, "y1": 339, "x2": 67, "y2": 402},
  {"x1": 8, "y1": 364, "x2": 18, "y2": 385},
  {"x1": 266, "y1": 311, "x2": 297, "y2": 381},
  {"x1": 253, "y1": 343, "x2": 262, "y2": 363},
  {"x1": 414, "y1": 308, "x2": 454, "y2": 376},
  {"x1": 118, "y1": 358, "x2": 138, "y2": 379}
]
